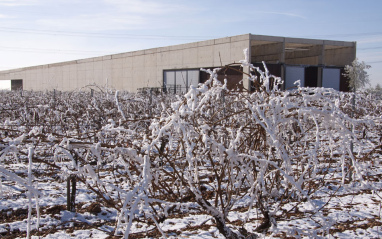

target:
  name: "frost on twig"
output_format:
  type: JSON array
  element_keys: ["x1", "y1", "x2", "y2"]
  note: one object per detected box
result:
[{"x1": 343, "y1": 58, "x2": 371, "y2": 91}]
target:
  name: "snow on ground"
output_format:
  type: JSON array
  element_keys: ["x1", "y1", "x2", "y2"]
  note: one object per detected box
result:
[{"x1": 1, "y1": 178, "x2": 382, "y2": 238}]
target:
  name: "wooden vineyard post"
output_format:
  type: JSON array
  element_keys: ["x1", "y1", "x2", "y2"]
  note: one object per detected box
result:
[{"x1": 67, "y1": 175, "x2": 77, "y2": 212}]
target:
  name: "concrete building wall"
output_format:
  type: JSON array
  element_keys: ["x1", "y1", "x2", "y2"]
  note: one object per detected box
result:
[
  {"x1": 27, "y1": 33, "x2": 244, "y2": 92},
  {"x1": 0, "y1": 34, "x2": 355, "y2": 92}
]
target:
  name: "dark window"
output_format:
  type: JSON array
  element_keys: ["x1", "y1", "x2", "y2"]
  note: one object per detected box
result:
[
  {"x1": 340, "y1": 68, "x2": 350, "y2": 92},
  {"x1": 199, "y1": 65, "x2": 243, "y2": 90},
  {"x1": 252, "y1": 63, "x2": 282, "y2": 91},
  {"x1": 11, "y1": 79, "x2": 23, "y2": 91},
  {"x1": 305, "y1": 66, "x2": 318, "y2": 87}
]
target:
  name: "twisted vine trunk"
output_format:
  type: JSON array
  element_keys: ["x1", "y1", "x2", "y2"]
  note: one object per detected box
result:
[{"x1": 196, "y1": 197, "x2": 243, "y2": 239}]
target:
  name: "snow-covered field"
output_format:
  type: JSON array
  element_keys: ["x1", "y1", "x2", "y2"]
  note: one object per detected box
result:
[{"x1": 1, "y1": 64, "x2": 382, "y2": 239}]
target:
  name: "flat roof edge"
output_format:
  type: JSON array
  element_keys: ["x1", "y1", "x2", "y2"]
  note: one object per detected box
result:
[{"x1": 249, "y1": 34, "x2": 355, "y2": 46}]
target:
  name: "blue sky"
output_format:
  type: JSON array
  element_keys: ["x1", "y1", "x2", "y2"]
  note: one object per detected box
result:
[{"x1": 0, "y1": 0, "x2": 381, "y2": 88}]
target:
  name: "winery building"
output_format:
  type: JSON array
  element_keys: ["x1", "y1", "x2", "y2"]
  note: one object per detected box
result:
[{"x1": 0, "y1": 34, "x2": 356, "y2": 92}]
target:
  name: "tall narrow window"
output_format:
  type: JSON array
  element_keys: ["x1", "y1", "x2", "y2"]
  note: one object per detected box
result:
[
  {"x1": 285, "y1": 66, "x2": 305, "y2": 90},
  {"x1": 305, "y1": 66, "x2": 318, "y2": 87},
  {"x1": 322, "y1": 68, "x2": 340, "y2": 91}
]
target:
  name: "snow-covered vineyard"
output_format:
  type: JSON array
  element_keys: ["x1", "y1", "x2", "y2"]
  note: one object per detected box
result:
[{"x1": 1, "y1": 65, "x2": 382, "y2": 239}]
